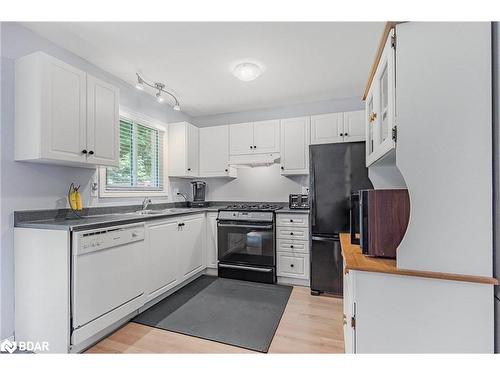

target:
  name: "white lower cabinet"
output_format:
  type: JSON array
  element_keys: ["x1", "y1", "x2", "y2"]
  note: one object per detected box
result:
[
  {"x1": 343, "y1": 265, "x2": 355, "y2": 353},
  {"x1": 145, "y1": 213, "x2": 205, "y2": 302},
  {"x1": 178, "y1": 214, "x2": 206, "y2": 281},
  {"x1": 205, "y1": 212, "x2": 218, "y2": 269},
  {"x1": 276, "y1": 212, "x2": 310, "y2": 286},
  {"x1": 145, "y1": 219, "x2": 180, "y2": 300},
  {"x1": 276, "y1": 251, "x2": 309, "y2": 280}
]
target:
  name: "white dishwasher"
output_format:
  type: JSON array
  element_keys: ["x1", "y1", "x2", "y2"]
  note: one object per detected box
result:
[{"x1": 71, "y1": 223, "x2": 145, "y2": 347}]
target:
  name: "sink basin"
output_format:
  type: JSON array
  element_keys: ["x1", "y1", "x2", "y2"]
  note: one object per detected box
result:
[{"x1": 126, "y1": 208, "x2": 191, "y2": 216}]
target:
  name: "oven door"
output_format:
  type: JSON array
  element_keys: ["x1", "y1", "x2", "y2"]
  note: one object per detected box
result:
[{"x1": 217, "y1": 220, "x2": 275, "y2": 267}]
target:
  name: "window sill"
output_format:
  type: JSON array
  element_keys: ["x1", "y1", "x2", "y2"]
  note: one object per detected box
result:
[{"x1": 99, "y1": 189, "x2": 168, "y2": 198}]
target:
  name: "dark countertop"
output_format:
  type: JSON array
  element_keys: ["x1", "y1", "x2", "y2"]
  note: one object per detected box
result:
[{"x1": 15, "y1": 206, "x2": 226, "y2": 232}]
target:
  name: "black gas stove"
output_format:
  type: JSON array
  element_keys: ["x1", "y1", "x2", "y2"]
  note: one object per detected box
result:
[{"x1": 217, "y1": 203, "x2": 283, "y2": 284}]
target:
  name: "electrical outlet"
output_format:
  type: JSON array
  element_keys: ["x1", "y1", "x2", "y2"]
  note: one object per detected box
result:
[
  {"x1": 90, "y1": 175, "x2": 99, "y2": 197},
  {"x1": 301, "y1": 186, "x2": 309, "y2": 195}
]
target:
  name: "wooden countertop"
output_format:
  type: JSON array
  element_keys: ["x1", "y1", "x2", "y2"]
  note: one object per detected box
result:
[{"x1": 339, "y1": 233, "x2": 498, "y2": 285}]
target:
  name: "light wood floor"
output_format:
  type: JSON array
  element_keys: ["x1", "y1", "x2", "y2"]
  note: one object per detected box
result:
[{"x1": 86, "y1": 286, "x2": 345, "y2": 354}]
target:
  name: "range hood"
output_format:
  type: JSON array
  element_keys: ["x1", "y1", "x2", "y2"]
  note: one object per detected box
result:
[{"x1": 228, "y1": 153, "x2": 280, "y2": 168}]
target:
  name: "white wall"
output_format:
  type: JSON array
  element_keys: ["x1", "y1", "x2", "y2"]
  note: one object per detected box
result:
[
  {"x1": 0, "y1": 22, "x2": 194, "y2": 340},
  {"x1": 201, "y1": 164, "x2": 308, "y2": 202},
  {"x1": 396, "y1": 22, "x2": 492, "y2": 276},
  {"x1": 191, "y1": 96, "x2": 363, "y2": 127}
]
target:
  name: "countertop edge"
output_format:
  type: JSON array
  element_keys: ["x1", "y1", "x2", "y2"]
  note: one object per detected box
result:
[
  {"x1": 15, "y1": 207, "x2": 222, "y2": 232},
  {"x1": 339, "y1": 233, "x2": 499, "y2": 286}
]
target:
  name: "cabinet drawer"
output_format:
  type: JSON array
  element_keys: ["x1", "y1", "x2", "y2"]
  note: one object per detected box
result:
[
  {"x1": 276, "y1": 227, "x2": 309, "y2": 241},
  {"x1": 276, "y1": 238, "x2": 309, "y2": 254},
  {"x1": 277, "y1": 251, "x2": 309, "y2": 279},
  {"x1": 276, "y1": 213, "x2": 309, "y2": 228}
]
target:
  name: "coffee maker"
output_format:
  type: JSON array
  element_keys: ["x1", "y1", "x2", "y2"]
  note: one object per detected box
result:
[{"x1": 188, "y1": 181, "x2": 208, "y2": 208}]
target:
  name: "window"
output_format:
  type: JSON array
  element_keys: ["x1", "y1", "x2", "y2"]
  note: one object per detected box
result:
[{"x1": 100, "y1": 111, "x2": 167, "y2": 197}]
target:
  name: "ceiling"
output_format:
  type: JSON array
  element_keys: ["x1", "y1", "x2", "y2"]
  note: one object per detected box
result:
[{"x1": 23, "y1": 22, "x2": 385, "y2": 117}]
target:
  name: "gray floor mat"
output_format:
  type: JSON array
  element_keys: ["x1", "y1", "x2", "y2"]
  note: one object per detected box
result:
[{"x1": 132, "y1": 276, "x2": 293, "y2": 352}]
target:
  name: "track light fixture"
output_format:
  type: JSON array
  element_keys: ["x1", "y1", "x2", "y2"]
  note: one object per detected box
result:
[{"x1": 135, "y1": 73, "x2": 181, "y2": 111}]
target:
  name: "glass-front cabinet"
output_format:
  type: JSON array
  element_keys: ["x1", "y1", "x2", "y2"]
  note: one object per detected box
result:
[{"x1": 365, "y1": 28, "x2": 396, "y2": 166}]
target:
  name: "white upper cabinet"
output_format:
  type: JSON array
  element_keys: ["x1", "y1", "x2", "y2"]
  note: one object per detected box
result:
[
  {"x1": 252, "y1": 120, "x2": 280, "y2": 154},
  {"x1": 199, "y1": 125, "x2": 236, "y2": 178},
  {"x1": 365, "y1": 28, "x2": 396, "y2": 166},
  {"x1": 343, "y1": 110, "x2": 365, "y2": 142},
  {"x1": 229, "y1": 120, "x2": 280, "y2": 155},
  {"x1": 86, "y1": 74, "x2": 119, "y2": 167},
  {"x1": 311, "y1": 111, "x2": 365, "y2": 145},
  {"x1": 280, "y1": 117, "x2": 310, "y2": 175},
  {"x1": 229, "y1": 122, "x2": 254, "y2": 155},
  {"x1": 168, "y1": 121, "x2": 199, "y2": 178},
  {"x1": 15, "y1": 51, "x2": 119, "y2": 168},
  {"x1": 310, "y1": 113, "x2": 344, "y2": 144}
]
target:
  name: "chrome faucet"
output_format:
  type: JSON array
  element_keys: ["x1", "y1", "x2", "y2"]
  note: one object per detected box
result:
[{"x1": 141, "y1": 197, "x2": 152, "y2": 211}]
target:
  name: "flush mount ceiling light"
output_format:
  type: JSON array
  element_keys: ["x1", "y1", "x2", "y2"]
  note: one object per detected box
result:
[
  {"x1": 135, "y1": 73, "x2": 181, "y2": 111},
  {"x1": 232, "y1": 62, "x2": 262, "y2": 82}
]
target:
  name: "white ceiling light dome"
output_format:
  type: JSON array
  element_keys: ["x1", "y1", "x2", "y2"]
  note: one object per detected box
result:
[{"x1": 232, "y1": 62, "x2": 263, "y2": 82}]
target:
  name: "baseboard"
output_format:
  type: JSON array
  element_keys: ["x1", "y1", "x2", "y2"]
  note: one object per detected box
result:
[
  {"x1": 205, "y1": 267, "x2": 218, "y2": 276},
  {"x1": 277, "y1": 276, "x2": 310, "y2": 287}
]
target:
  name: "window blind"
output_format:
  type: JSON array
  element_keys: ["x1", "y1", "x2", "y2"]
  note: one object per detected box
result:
[{"x1": 106, "y1": 118, "x2": 164, "y2": 192}]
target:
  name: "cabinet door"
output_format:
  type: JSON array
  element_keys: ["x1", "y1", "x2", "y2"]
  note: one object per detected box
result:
[
  {"x1": 310, "y1": 113, "x2": 344, "y2": 144},
  {"x1": 206, "y1": 213, "x2": 218, "y2": 268},
  {"x1": 199, "y1": 125, "x2": 232, "y2": 177},
  {"x1": 42, "y1": 55, "x2": 87, "y2": 163},
  {"x1": 343, "y1": 110, "x2": 365, "y2": 142},
  {"x1": 86, "y1": 75, "x2": 119, "y2": 167},
  {"x1": 178, "y1": 215, "x2": 205, "y2": 281},
  {"x1": 253, "y1": 120, "x2": 280, "y2": 154},
  {"x1": 229, "y1": 123, "x2": 254, "y2": 155},
  {"x1": 280, "y1": 117, "x2": 310, "y2": 175},
  {"x1": 366, "y1": 29, "x2": 396, "y2": 166},
  {"x1": 186, "y1": 123, "x2": 199, "y2": 176},
  {"x1": 146, "y1": 220, "x2": 179, "y2": 300},
  {"x1": 375, "y1": 29, "x2": 396, "y2": 157}
]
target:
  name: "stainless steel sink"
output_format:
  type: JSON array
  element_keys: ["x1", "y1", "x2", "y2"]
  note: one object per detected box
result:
[{"x1": 126, "y1": 208, "x2": 191, "y2": 216}]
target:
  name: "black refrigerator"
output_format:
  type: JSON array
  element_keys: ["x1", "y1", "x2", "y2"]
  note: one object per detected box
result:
[{"x1": 309, "y1": 142, "x2": 373, "y2": 296}]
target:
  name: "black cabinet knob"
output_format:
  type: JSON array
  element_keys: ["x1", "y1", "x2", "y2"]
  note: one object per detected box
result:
[
  {"x1": 225, "y1": 169, "x2": 228, "y2": 172},
  {"x1": 254, "y1": 145, "x2": 256, "y2": 148},
  {"x1": 290, "y1": 245, "x2": 294, "y2": 249},
  {"x1": 281, "y1": 166, "x2": 284, "y2": 170},
  {"x1": 290, "y1": 219, "x2": 294, "y2": 222},
  {"x1": 82, "y1": 149, "x2": 88, "y2": 154},
  {"x1": 290, "y1": 232, "x2": 294, "y2": 235},
  {"x1": 88, "y1": 150, "x2": 94, "y2": 155},
  {"x1": 344, "y1": 133, "x2": 348, "y2": 136},
  {"x1": 340, "y1": 133, "x2": 344, "y2": 136},
  {"x1": 187, "y1": 168, "x2": 191, "y2": 171},
  {"x1": 250, "y1": 146, "x2": 253, "y2": 149},
  {"x1": 290, "y1": 264, "x2": 294, "y2": 268}
]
